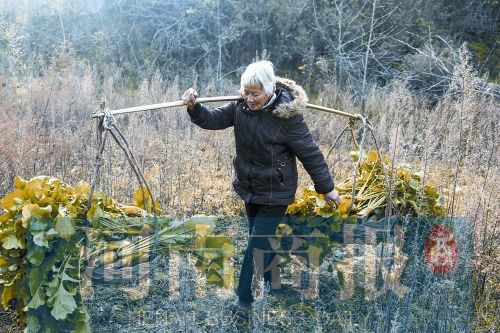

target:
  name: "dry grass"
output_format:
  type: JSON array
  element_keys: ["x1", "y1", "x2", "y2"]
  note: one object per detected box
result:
[{"x1": 0, "y1": 47, "x2": 498, "y2": 332}]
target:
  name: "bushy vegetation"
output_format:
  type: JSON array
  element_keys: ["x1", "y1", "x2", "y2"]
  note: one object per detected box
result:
[
  {"x1": 0, "y1": 42, "x2": 496, "y2": 332},
  {"x1": 0, "y1": 1, "x2": 498, "y2": 332},
  {"x1": 0, "y1": 0, "x2": 499, "y2": 96}
]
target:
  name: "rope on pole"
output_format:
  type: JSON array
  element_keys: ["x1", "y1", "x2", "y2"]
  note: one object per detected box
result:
[
  {"x1": 305, "y1": 103, "x2": 361, "y2": 120},
  {"x1": 91, "y1": 96, "x2": 362, "y2": 120},
  {"x1": 87, "y1": 104, "x2": 161, "y2": 258}
]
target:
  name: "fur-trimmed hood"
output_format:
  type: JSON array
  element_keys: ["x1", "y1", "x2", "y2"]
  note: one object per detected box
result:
[{"x1": 272, "y1": 77, "x2": 309, "y2": 119}]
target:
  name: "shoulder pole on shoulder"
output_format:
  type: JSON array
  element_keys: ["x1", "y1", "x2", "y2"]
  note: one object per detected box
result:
[{"x1": 91, "y1": 96, "x2": 362, "y2": 120}]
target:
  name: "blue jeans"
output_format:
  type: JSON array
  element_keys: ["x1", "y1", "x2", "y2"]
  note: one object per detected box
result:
[{"x1": 236, "y1": 203, "x2": 288, "y2": 303}]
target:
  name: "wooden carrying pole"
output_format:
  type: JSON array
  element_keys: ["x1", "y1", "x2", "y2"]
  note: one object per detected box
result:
[{"x1": 91, "y1": 95, "x2": 361, "y2": 120}]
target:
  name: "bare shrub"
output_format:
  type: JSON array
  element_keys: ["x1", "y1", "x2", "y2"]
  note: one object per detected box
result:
[{"x1": 0, "y1": 45, "x2": 497, "y2": 331}]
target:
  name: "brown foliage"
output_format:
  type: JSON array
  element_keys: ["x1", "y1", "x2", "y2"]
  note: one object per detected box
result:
[{"x1": 0, "y1": 47, "x2": 498, "y2": 331}]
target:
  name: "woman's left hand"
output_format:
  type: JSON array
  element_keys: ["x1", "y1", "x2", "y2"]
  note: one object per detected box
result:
[{"x1": 324, "y1": 190, "x2": 342, "y2": 208}]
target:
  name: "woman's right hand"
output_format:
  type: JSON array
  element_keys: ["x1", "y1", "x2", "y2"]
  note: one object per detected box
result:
[
  {"x1": 324, "y1": 190, "x2": 342, "y2": 208},
  {"x1": 182, "y1": 88, "x2": 198, "y2": 109}
]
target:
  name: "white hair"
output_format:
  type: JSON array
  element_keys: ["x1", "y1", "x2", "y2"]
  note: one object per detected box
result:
[{"x1": 239, "y1": 60, "x2": 276, "y2": 97}]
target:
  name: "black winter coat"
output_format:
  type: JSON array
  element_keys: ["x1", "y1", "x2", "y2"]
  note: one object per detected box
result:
[{"x1": 187, "y1": 77, "x2": 334, "y2": 205}]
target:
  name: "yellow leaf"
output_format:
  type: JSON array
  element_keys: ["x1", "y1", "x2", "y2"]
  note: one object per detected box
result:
[
  {"x1": 367, "y1": 150, "x2": 378, "y2": 163},
  {"x1": 350, "y1": 150, "x2": 360, "y2": 162},
  {"x1": 24, "y1": 177, "x2": 49, "y2": 200},
  {"x1": 38, "y1": 196, "x2": 55, "y2": 208},
  {"x1": 22, "y1": 204, "x2": 38, "y2": 228},
  {"x1": 195, "y1": 224, "x2": 210, "y2": 236},
  {"x1": 86, "y1": 205, "x2": 102, "y2": 222},
  {"x1": 67, "y1": 205, "x2": 80, "y2": 219},
  {"x1": 303, "y1": 196, "x2": 316, "y2": 207},
  {"x1": 316, "y1": 197, "x2": 326, "y2": 208},
  {"x1": 153, "y1": 200, "x2": 163, "y2": 214},
  {"x1": 121, "y1": 205, "x2": 147, "y2": 217},
  {"x1": 307, "y1": 245, "x2": 323, "y2": 267},
  {"x1": 337, "y1": 197, "x2": 352, "y2": 215},
  {"x1": 206, "y1": 271, "x2": 222, "y2": 283},
  {"x1": 424, "y1": 185, "x2": 439, "y2": 199},
  {"x1": 0, "y1": 257, "x2": 7, "y2": 266},
  {"x1": 2, "y1": 235, "x2": 24, "y2": 249},
  {"x1": 74, "y1": 181, "x2": 90, "y2": 199},
  {"x1": 13, "y1": 176, "x2": 26, "y2": 190},
  {"x1": 286, "y1": 202, "x2": 302, "y2": 214},
  {"x1": 133, "y1": 188, "x2": 151, "y2": 206},
  {"x1": 1, "y1": 285, "x2": 14, "y2": 309},
  {"x1": 208, "y1": 262, "x2": 222, "y2": 271},
  {"x1": 397, "y1": 168, "x2": 412, "y2": 181},
  {"x1": 221, "y1": 243, "x2": 235, "y2": 256},
  {"x1": 0, "y1": 189, "x2": 26, "y2": 211},
  {"x1": 302, "y1": 187, "x2": 317, "y2": 197},
  {"x1": 101, "y1": 251, "x2": 118, "y2": 265},
  {"x1": 0, "y1": 212, "x2": 12, "y2": 224},
  {"x1": 21, "y1": 204, "x2": 52, "y2": 229},
  {"x1": 195, "y1": 261, "x2": 207, "y2": 271}
]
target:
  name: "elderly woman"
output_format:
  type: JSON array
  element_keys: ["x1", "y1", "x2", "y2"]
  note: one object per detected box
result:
[{"x1": 182, "y1": 61, "x2": 340, "y2": 313}]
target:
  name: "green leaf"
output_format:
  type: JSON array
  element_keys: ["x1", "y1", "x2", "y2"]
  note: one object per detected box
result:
[
  {"x1": 307, "y1": 216, "x2": 326, "y2": 227},
  {"x1": 29, "y1": 217, "x2": 50, "y2": 232},
  {"x1": 61, "y1": 263, "x2": 79, "y2": 283},
  {"x1": 55, "y1": 217, "x2": 75, "y2": 240},
  {"x1": 46, "y1": 259, "x2": 80, "y2": 320},
  {"x1": 74, "y1": 308, "x2": 92, "y2": 333},
  {"x1": 47, "y1": 277, "x2": 77, "y2": 320},
  {"x1": 29, "y1": 252, "x2": 56, "y2": 295},
  {"x1": 409, "y1": 179, "x2": 420, "y2": 191},
  {"x1": 46, "y1": 274, "x2": 61, "y2": 300},
  {"x1": 27, "y1": 245, "x2": 45, "y2": 266},
  {"x1": 337, "y1": 270, "x2": 345, "y2": 286},
  {"x1": 329, "y1": 219, "x2": 342, "y2": 233},
  {"x1": 2, "y1": 235, "x2": 24, "y2": 250},
  {"x1": 24, "y1": 286, "x2": 46, "y2": 311},
  {"x1": 45, "y1": 228, "x2": 59, "y2": 241},
  {"x1": 318, "y1": 209, "x2": 334, "y2": 218},
  {"x1": 87, "y1": 206, "x2": 103, "y2": 228},
  {"x1": 32, "y1": 231, "x2": 49, "y2": 248},
  {"x1": 24, "y1": 314, "x2": 41, "y2": 333},
  {"x1": 29, "y1": 268, "x2": 45, "y2": 296}
]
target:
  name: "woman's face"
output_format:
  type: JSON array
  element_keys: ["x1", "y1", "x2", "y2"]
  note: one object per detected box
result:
[{"x1": 242, "y1": 83, "x2": 270, "y2": 111}]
